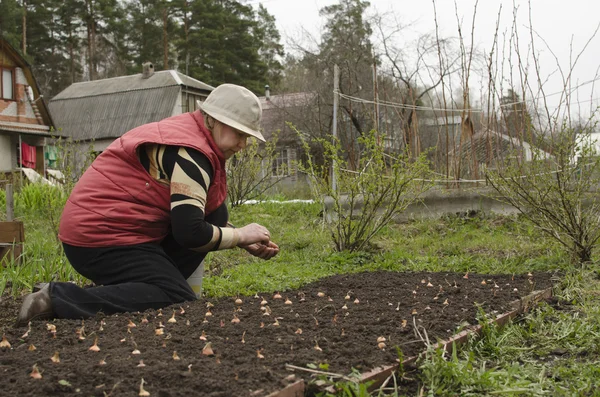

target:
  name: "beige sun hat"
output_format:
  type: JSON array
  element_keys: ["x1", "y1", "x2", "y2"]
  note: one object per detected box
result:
[{"x1": 198, "y1": 84, "x2": 265, "y2": 142}]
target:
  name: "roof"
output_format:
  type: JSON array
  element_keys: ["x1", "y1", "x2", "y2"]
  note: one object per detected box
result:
[
  {"x1": 0, "y1": 38, "x2": 54, "y2": 130},
  {"x1": 49, "y1": 70, "x2": 213, "y2": 141},
  {"x1": 259, "y1": 92, "x2": 316, "y2": 111},
  {"x1": 49, "y1": 86, "x2": 181, "y2": 141},
  {"x1": 0, "y1": 121, "x2": 51, "y2": 136},
  {"x1": 52, "y1": 70, "x2": 213, "y2": 100},
  {"x1": 452, "y1": 129, "x2": 551, "y2": 163},
  {"x1": 258, "y1": 92, "x2": 316, "y2": 142},
  {"x1": 421, "y1": 115, "x2": 463, "y2": 126}
]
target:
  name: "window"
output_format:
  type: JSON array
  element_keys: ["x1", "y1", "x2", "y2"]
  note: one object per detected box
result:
[
  {"x1": 272, "y1": 148, "x2": 289, "y2": 177},
  {"x1": 1, "y1": 68, "x2": 14, "y2": 100},
  {"x1": 184, "y1": 93, "x2": 203, "y2": 113},
  {"x1": 187, "y1": 94, "x2": 195, "y2": 113}
]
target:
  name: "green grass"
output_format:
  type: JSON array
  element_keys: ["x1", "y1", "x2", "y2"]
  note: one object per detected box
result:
[
  {"x1": 413, "y1": 272, "x2": 600, "y2": 396},
  {"x1": 204, "y1": 207, "x2": 570, "y2": 297},
  {"x1": 2, "y1": 184, "x2": 599, "y2": 395}
]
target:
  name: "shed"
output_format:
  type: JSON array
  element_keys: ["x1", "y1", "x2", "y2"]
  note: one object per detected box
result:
[{"x1": 49, "y1": 64, "x2": 213, "y2": 169}]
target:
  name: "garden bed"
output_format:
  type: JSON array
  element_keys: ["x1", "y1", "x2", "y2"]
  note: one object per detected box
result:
[{"x1": 0, "y1": 271, "x2": 554, "y2": 396}]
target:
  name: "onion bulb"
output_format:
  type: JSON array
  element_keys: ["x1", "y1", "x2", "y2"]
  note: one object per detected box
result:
[
  {"x1": 202, "y1": 342, "x2": 214, "y2": 356},
  {"x1": 168, "y1": 312, "x2": 177, "y2": 323},
  {"x1": 50, "y1": 351, "x2": 60, "y2": 363},
  {"x1": 89, "y1": 337, "x2": 100, "y2": 352},
  {"x1": 139, "y1": 378, "x2": 150, "y2": 397},
  {"x1": 30, "y1": 364, "x2": 42, "y2": 379},
  {"x1": 0, "y1": 335, "x2": 11, "y2": 348}
]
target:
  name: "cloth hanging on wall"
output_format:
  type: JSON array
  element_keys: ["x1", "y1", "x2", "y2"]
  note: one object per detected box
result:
[
  {"x1": 21, "y1": 142, "x2": 36, "y2": 169},
  {"x1": 45, "y1": 145, "x2": 58, "y2": 168}
]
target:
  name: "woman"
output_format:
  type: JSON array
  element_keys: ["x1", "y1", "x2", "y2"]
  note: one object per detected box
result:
[{"x1": 16, "y1": 84, "x2": 279, "y2": 326}]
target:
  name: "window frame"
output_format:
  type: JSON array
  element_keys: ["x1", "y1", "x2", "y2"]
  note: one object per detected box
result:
[
  {"x1": 0, "y1": 66, "x2": 16, "y2": 101},
  {"x1": 271, "y1": 148, "x2": 290, "y2": 177}
]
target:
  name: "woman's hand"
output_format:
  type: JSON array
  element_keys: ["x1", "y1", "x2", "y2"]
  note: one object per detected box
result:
[
  {"x1": 236, "y1": 223, "x2": 272, "y2": 247},
  {"x1": 242, "y1": 241, "x2": 280, "y2": 260}
]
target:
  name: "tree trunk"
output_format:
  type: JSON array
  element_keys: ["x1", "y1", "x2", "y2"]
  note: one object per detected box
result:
[
  {"x1": 86, "y1": 0, "x2": 93, "y2": 80},
  {"x1": 21, "y1": 0, "x2": 27, "y2": 55},
  {"x1": 85, "y1": 0, "x2": 97, "y2": 81},
  {"x1": 576, "y1": 245, "x2": 592, "y2": 265},
  {"x1": 183, "y1": 0, "x2": 189, "y2": 75},
  {"x1": 162, "y1": 6, "x2": 168, "y2": 69},
  {"x1": 91, "y1": 19, "x2": 96, "y2": 80},
  {"x1": 69, "y1": 27, "x2": 75, "y2": 83}
]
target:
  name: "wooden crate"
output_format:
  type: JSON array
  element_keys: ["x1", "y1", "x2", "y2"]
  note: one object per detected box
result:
[{"x1": 0, "y1": 221, "x2": 25, "y2": 266}]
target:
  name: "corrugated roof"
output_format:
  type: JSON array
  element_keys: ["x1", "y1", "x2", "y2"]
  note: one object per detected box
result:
[
  {"x1": 52, "y1": 70, "x2": 213, "y2": 100},
  {"x1": 49, "y1": 86, "x2": 181, "y2": 141},
  {"x1": 452, "y1": 130, "x2": 551, "y2": 165},
  {"x1": 175, "y1": 72, "x2": 214, "y2": 92},
  {"x1": 49, "y1": 70, "x2": 214, "y2": 141},
  {"x1": 259, "y1": 92, "x2": 316, "y2": 110}
]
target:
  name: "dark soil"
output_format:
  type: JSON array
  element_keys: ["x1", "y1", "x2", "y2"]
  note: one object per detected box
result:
[{"x1": 0, "y1": 271, "x2": 554, "y2": 396}]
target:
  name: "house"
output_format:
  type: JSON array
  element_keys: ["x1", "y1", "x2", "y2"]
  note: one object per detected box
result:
[
  {"x1": 575, "y1": 131, "x2": 600, "y2": 161},
  {"x1": 450, "y1": 129, "x2": 552, "y2": 180},
  {"x1": 0, "y1": 38, "x2": 55, "y2": 175},
  {"x1": 48, "y1": 63, "x2": 213, "y2": 171},
  {"x1": 258, "y1": 89, "x2": 316, "y2": 186},
  {"x1": 417, "y1": 114, "x2": 468, "y2": 158}
]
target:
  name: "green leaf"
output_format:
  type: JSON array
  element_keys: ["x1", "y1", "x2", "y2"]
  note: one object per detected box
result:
[{"x1": 318, "y1": 363, "x2": 330, "y2": 371}]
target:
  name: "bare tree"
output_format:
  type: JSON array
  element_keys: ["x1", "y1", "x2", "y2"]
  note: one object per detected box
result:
[{"x1": 373, "y1": 12, "x2": 460, "y2": 159}]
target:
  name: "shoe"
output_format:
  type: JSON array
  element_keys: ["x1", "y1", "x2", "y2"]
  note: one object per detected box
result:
[
  {"x1": 15, "y1": 284, "x2": 54, "y2": 327},
  {"x1": 33, "y1": 282, "x2": 49, "y2": 292}
]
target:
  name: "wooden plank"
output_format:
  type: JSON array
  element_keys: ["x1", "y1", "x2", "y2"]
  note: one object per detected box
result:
[
  {"x1": 0, "y1": 221, "x2": 25, "y2": 266},
  {"x1": 0, "y1": 244, "x2": 22, "y2": 266},
  {"x1": 0, "y1": 221, "x2": 25, "y2": 243},
  {"x1": 5, "y1": 184, "x2": 14, "y2": 222},
  {"x1": 265, "y1": 380, "x2": 305, "y2": 397}
]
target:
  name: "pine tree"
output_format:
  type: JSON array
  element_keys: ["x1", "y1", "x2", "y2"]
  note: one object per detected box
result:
[
  {"x1": 125, "y1": 0, "x2": 178, "y2": 73},
  {"x1": 0, "y1": 0, "x2": 22, "y2": 50},
  {"x1": 319, "y1": 0, "x2": 375, "y2": 113},
  {"x1": 25, "y1": 0, "x2": 74, "y2": 96},
  {"x1": 285, "y1": 0, "x2": 375, "y2": 144},
  {"x1": 254, "y1": 4, "x2": 283, "y2": 87},
  {"x1": 81, "y1": 0, "x2": 128, "y2": 80},
  {"x1": 125, "y1": 0, "x2": 166, "y2": 72},
  {"x1": 58, "y1": 0, "x2": 84, "y2": 85},
  {"x1": 183, "y1": 0, "x2": 281, "y2": 94}
]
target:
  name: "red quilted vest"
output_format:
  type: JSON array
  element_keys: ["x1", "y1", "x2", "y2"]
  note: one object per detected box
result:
[{"x1": 58, "y1": 110, "x2": 227, "y2": 247}]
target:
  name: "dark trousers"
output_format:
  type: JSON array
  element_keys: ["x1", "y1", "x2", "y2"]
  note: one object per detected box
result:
[{"x1": 50, "y1": 208, "x2": 227, "y2": 319}]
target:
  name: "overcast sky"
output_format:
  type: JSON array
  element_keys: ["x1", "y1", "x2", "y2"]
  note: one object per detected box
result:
[{"x1": 251, "y1": 0, "x2": 600, "y2": 116}]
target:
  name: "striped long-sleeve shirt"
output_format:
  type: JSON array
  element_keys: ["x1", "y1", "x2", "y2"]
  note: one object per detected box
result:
[{"x1": 139, "y1": 144, "x2": 238, "y2": 252}]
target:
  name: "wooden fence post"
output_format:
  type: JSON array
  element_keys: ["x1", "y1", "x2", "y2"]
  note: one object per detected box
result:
[{"x1": 6, "y1": 184, "x2": 14, "y2": 222}]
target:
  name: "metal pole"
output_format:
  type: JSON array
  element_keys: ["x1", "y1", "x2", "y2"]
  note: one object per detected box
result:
[
  {"x1": 43, "y1": 139, "x2": 47, "y2": 179},
  {"x1": 6, "y1": 184, "x2": 14, "y2": 222},
  {"x1": 332, "y1": 64, "x2": 340, "y2": 192},
  {"x1": 373, "y1": 62, "x2": 380, "y2": 134},
  {"x1": 18, "y1": 135, "x2": 23, "y2": 188}
]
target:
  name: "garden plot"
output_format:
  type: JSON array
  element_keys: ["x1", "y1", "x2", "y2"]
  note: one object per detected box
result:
[{"x1": 0, "y1": 271, "x2": 554, "y2": 396}]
